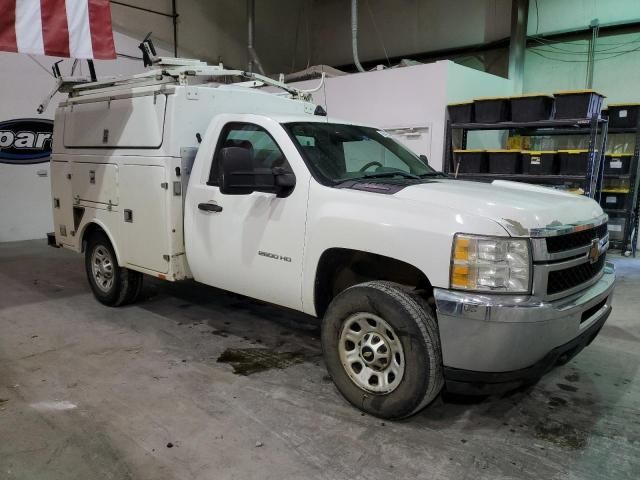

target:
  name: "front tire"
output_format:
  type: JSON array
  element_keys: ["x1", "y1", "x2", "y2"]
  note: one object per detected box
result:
[
  {"x1": 85, "y1": 232, "x2": 143, "y2": 307},
  {"x1": 321, "y1": 281, "x2": 443, "y2": 419}
]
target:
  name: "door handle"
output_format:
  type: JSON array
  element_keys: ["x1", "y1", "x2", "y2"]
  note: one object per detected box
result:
[{"x1": 198, "y1": 202, "x2": 223, "y2": 213}]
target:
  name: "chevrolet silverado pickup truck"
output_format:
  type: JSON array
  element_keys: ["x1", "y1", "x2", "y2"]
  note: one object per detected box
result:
[{"x1": 48, "y1": 59, "x2": 615, "y2": 419}]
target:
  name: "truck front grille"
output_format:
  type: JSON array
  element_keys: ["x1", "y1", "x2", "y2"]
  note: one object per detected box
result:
[
  {"x1": 545, "y1": 223, "x2": 608, "y2": 253},
  {"x1": 547, "y1": 253, "x2": 606, "y2": 295}
]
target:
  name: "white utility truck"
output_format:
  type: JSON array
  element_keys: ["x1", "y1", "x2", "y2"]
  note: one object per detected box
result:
[{"x1": 49, "y1": 58, "x2": 615, "y2": 419}]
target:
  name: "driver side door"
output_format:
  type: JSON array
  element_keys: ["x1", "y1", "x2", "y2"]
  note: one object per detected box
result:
[{"x1": 186, "y1": 118, "x2": 310, "y2": 311}]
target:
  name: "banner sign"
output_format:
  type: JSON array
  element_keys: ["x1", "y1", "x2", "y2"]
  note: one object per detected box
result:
[
  {"x1": 0, "y1": 0, "x2": 116, "y2": 59},
  {"x1": 0, "y1": 119, "x2": 54, "y2": 165}
]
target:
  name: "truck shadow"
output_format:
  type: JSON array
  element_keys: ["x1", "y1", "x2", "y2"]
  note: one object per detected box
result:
[{"x1": 138, "y1": 277, "x2": 323, "y2": 360}]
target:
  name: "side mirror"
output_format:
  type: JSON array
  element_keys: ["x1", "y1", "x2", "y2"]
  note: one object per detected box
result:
[
  {"x1": 419, "y1": 154, "x2": 429, "y2": 166},
  {"x1": 218, "y1": 147, "x2": 296, "y2": 197},
  {"x1": 218, "y1": 147, "x2": 255, "y2": 195},
  {"x1": 272, "y1": 167, "x2": 296, "y2": 197}
]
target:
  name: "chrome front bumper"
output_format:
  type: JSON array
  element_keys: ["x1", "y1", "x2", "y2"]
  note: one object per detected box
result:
[{"x1": 434, "y1": 262, "x2": 615, "y2": 378}]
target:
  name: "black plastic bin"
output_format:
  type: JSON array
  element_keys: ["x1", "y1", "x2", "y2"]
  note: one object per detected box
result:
[
  {"x1": 604, "y1": 153, "x2": 632, "y2": 175},
  {"x1": 607, "y1": 212, "x2": 627, "y2": 242},
  {"x1": 554, "y1": 90, "x2": 605, "y2": 119},
  {"x1": 558, "y1": 150, "x2": 589, "y2": 175},
  {"x1": 474, "y1": 97, "x2": 510, "y2": 123},
  {"x1": 487, "y1": 150, "x2": 522, "y2": 174},
  {"x1": 607, "y1": 104, "x2": 640, "y2": 129},
  {"x1": 448, "y1": 102, "x2": 474, "y2": 123},
  {"x1": 521, "y1": 151, "x2": 557, "y2": 174},
  {"x1": 600, "y1": 192, "x2": 628, "y2": 210},
  {"x1": 603, "y1": 177, "x2": 631, "y2": 193},
  {"x1": 510, "y1": 94, "x2": 555, "y2": 122},
  {"x1": 453, "y1": 150, "x2": 487, "y2": 173}
]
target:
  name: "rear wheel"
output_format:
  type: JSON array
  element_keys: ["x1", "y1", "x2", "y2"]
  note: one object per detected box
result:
[
  {"x1": 85, "y1": 232, "x2": 143, "y2": 307},
  {"x1": 321, "y1": 281, "x2": 443, "y2": 419}
]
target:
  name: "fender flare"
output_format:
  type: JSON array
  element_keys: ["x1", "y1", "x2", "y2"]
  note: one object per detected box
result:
[
  {"x1": 311, "y1": 247, "x2": 433, "y2": 317},
  {"x1": 79, "y1": 220, "x2": 124, "y2": 266}
]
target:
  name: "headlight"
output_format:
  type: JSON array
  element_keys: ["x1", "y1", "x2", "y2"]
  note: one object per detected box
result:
[{"x1": 450, "y1": 234, "x2": 531, "y2": 293}]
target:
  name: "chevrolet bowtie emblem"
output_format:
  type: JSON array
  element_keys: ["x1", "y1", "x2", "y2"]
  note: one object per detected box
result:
[{"x1": 588, "y1": 238, "x2": 601, "y2": 264}]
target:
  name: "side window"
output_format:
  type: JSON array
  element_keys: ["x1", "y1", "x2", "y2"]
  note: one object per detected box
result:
[{"x1": 208, "y1": 123, "x2": 291, "y2": 185}]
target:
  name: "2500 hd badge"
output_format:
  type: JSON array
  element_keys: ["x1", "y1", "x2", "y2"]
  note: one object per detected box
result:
[{"x1": 0, "y1": 118, "x2": 53, "y2": 165}]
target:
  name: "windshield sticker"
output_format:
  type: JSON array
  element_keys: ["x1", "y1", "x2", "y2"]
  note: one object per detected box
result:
[{"x1": 377, "y1": 130, "x2": 392, "y2": 138}]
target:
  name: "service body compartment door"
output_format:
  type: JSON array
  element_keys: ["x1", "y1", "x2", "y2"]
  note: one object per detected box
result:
[
  {"x1": 71, "y1": 162, "x2": 119, "y2": 206},
  {"x1": 50, "y1": 160, "x2": 74, "y2": 244},
  {"x1": 63, "y1": 94, "x2": 166, "y2": 148},
  {"x1": 120, "y1": 164, "x2": 169, "y2": 273}
]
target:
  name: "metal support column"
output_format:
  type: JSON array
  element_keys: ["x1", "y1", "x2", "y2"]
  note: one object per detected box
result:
[
  {"x1": 508, "y1": 0, "x2": 529, "y2": 93},
  {"x1": 585, "y1": 20, "x2": 600, "y2": 89},
  {"x1": 172, "y1": 0, "x2": 178, "y2": 57},
  {"x1": 247, "y1": 0, "x2": 265, "y2": 74}
]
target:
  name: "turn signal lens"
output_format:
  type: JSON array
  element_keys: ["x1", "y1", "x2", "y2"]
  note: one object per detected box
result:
[
  {"x1": 451, "y1": 265, "x2": 471, "y2": 288},
  {"x1": 450, "y1": 234, "x2": 531, "y2": 293},
  {"x1": 453, "y1": 237, "x2": 470, "y2": 261}
]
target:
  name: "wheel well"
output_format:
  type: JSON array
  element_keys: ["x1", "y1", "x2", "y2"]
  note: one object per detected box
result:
[
  {"x1": 81, "y1": 223, "x2": 106, "y2": 252},
  {"x1": 314, "y1": 248, "x2": 433, "y2": 317}
]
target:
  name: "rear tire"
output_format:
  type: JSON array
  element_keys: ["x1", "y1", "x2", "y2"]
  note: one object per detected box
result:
[
  {"x1": 321, "y1": 281, "x2": 443, "y2": 419},
  {"x1": 85, "y1": 232, "x2": 143, "y2": 307}
]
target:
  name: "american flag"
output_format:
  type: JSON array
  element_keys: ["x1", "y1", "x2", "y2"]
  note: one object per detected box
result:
[{"x1": 0, "y1": 0, "x2": 116, "y2": 59}]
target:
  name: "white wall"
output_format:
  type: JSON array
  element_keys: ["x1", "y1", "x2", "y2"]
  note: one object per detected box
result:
[{"x1": 0, "y1": 32, "x2": 171, "y2": 242}]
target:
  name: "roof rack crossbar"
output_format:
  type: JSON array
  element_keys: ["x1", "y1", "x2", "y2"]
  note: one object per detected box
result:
[{"x1": 68, "y1": 63, "x2": 312, "y2": 100}]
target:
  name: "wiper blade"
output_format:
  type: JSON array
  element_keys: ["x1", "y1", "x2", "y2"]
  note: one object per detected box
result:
[
  {"x1": 418, "y1": 172, "x2": 448, "y2": 178},
  {"x1": 362, "y1": 171, "x2": 421, "y2": 180}
]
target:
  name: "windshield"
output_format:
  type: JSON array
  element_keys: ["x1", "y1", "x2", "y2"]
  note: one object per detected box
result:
[{"x1": 283, "y1": 122, "x2": 437, "y2": 184}]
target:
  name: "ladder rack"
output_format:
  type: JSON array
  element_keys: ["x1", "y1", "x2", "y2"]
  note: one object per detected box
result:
[
  {"x1": 66, "y1": 58, "x2": 313, "y2": 100},
  {"x1": 38, "y1": 56, "x2": 325, "y2": 113}
]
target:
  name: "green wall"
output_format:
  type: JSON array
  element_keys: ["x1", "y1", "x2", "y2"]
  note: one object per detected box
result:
[{"x1": 523, "y1": 0, "x2": 640, "y2": 104}]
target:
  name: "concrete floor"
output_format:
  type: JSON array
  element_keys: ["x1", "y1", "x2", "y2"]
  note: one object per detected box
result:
[{"x1": 0, "y1": 240, "x2": 639, "y2": 480}]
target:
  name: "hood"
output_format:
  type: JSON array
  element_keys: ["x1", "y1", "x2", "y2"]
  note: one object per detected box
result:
[{"x1": 394, "y1": 179, "x2": 603, "y2": 236}]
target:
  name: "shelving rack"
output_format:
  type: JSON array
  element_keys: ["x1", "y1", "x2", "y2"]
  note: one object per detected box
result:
[
  {"x1": 604, "y1": 122, "x2": 640, "y2": 256},
  {"x1": 443, "y1": 114, "x2": 640, "y2": 256},
  {"x1": 443, "y1": 116, "x2": 608, "y2": 198}
]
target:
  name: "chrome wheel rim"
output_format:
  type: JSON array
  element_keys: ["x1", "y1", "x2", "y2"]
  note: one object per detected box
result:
[
  {"x1": 338, "y1": 312, "x2": 405, "y2": 393},
  {"x1": 91, "y1": 245, "x2": 115, "y2": 292}
]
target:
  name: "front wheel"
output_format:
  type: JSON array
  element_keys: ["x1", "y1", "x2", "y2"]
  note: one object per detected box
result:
[
  {"x1": 85, "y1": 232, "x2": 143, "y2": 307},
  {"x1": 321, "y1": 281, "x2": 443, "y2": 419}
]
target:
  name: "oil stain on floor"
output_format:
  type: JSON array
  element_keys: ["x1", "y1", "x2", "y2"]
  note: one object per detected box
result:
[
  {"x1": 217, "y1": 348, "x2": 305, "y2": 376},
  {"x1": 534, "y1": 421, "x2": 589, "y2": 450}
]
